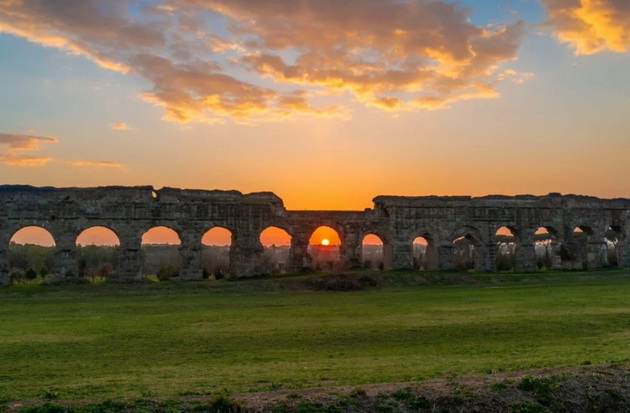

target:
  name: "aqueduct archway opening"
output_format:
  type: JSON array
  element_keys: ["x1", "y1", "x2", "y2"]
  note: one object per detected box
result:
[
  {"x1": 202, "y1": 227, "x2": 232, "y2": 279},
  {"x1": 259, "y1": 226, "x2": 291, "y2": 273},
  {"x1": 76, "y1": 226, "x2": 120, "y2": 278},
  {"x1": 308, "y1": 226, "x2": 341, "y2": 271},
  {"x1": 142, "y1": 226, "x2": 182, "y2": 280},
  {"x1": 8, "y1": 226, "x2": 56, "y2": 282}
]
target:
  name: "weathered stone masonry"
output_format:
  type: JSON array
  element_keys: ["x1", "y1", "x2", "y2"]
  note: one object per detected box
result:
[{"x1": 1, "y1": 185, "x2": 629, "y2": 284}]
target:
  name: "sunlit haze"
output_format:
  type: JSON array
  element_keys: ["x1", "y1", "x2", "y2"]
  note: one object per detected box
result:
[{"x1": 2, "y1": 0, "x2": 630, "y2": 245}]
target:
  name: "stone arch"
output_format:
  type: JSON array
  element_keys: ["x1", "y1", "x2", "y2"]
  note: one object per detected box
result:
[
  {"x1": 8, "y1": 225, "x2": 57, "y2": 281},
  {"x1": 495, "y1": 226, "x2": 517, "y2": 271},
  {"x1": 574, "y1": 224, "x2": 609, "y2": 269},
  {"x1": 361, "y1": 233, "x2": 384, "y2": 270},
  {"x1": 412, "y1": 230, "x2": 438, "y2": 271},
  {"x1": 308, "y1": 225, "x2": 341, "y2": 271},
  {"x1": 533, "y1": 226, "x2": 560, "y2": 270},
  {"x1": 75, "y1": 226, "x2": 120, "y2": 278},
  {"x1": 201, "y1": 226, "x2": 233, "y2": 279},
  {"x1": 141, "y1": 225, "x2": 182, "y2": 280},
  {"x1": 560, "y1": 225, "x2": 594, "y2": 270},
  {"x1": 605, "y1": 225, "x2": 624, "y2": 267},
  {"x1": 451, "y1": 226, "x2": 484, "y2": 271},
  {"x1": 259, "y1": 226, "x2": 291, "y2": 273}
]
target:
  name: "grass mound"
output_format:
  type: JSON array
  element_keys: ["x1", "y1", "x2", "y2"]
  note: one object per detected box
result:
[{"x1": 297, "y1": 273, "x2": 379, "y2": 291}]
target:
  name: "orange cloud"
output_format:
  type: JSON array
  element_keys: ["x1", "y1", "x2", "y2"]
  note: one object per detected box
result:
[
  {"x1": 200, "y1": 0, "x2": 525, "y2": 111},
  {"x1": 2, "y1": 156, "x2": 53, "y2": 166},
  {"x1": 0, "y1": 0, "x2": 528, "y2": 122},
  {"x1": 0, "y1": 133, "x2": 57, "y2": 166},
  {"x1": 110, "y1": 122, "x2": 131, "y2": 131},
  {"x1": 498, "y1": 69, "x2": 535, "y2": 84},
  {"x1": 65, "y1": 160, "x2": 124, "y2": 168},
  {"x1": 542, "y1": 0, "x2": 630, "y2": 54}
]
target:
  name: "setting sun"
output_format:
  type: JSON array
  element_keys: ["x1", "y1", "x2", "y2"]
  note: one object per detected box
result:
[{"x1": 309, "y1": 226, "x2": 340, "y2": 246}]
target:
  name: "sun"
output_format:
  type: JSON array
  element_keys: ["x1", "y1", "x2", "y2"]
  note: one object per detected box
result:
[{"x1": 321, "y1": 238, "x2": 330, "y2": 246}]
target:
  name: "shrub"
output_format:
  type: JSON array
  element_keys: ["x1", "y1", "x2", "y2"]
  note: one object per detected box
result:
[
  {"x1": 9, "y1": 268, "x2": 26, "y2": 283},
  {"x1": 193, "y1": 394, "x2": 241, "y2": 412},
  {"x1": 85, "y1": 276, "x2": 108, "y2": 284},
  {"x1": 409, "y1": 395, "x2": 430, "y2": 409},
  {"x1": 517, "y1": 376, "x2": 557, "y2": 396},
  {"x1": 156, "y1": 264, "x2": 178, "y2": 281},
  {"x1": 376, "y1": 400, "x2": 398, "y2": 412},
  {"x1": 40, "y1": 389, "x2": 59, "y2": 400},
  {"x1": 492, "y1": 381, "x2": 509, "y2": 391},
  {"x1": 295, "y1": 401, "x2": 326, "y2": 413},
  {"x1": 143, "y1": 274, "x2": 160, "y2": 283},
  {"x1": 25, "y1": 268, "x2": 38, "y2": 280},
  {"x1": 86, "y1": 263, "x2": 113, "y2": 278},
  {"x1": 83, "y1": 400, "x2": 126, "y2": 412},
  {"x1": 390, "y1": 388, "x2": 414, "y2": 401},
  {"x1": 348, "y1": 388, "x2": 367, "y2": 398}
]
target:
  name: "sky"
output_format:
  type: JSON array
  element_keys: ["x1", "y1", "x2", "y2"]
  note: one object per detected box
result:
[{"x1": 2, "y1": 0, "x2": 630, "y2": 245}]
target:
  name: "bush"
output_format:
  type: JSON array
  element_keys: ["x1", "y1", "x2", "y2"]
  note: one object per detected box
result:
[
  {"x1": 86, "y1": 263, "x2": 113, "y2": 278},
  {"x1": 517, "y1": 376, "x2": 557, "y2": 396},
  {"x1": 156, "y1": 264, "x2": 178, "y2": 281},
  {"x1": 82, "y1": 400, "x2": 126, "y2": 412},
  {"x1": 9, "y1": 268, "x2": 26, "y2": 283},
  {"x1": 193, "y1": 394, "x2": 241, "y2": 412},
  {"x1": 143, "y1": 274, "x2": 160, "y2": 283},
  {"x1": 301, "y1": 274, "x2": 378, "y2": 291},
  {"x1": 295, "y1": 401, "x2": 326, "y2": 413},
  {"x1": 25, "y1": 268, "x2": 38, "y2": 280}
]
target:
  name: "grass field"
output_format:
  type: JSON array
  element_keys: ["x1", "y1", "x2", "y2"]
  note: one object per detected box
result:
[{"x1": 2, "y1": 270, "x2": 630, "y2": 401}]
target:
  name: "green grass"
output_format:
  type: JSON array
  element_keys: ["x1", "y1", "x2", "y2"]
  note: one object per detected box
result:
[{"x1": 2, "y1": 270, "x2": 630, "y2": 400}]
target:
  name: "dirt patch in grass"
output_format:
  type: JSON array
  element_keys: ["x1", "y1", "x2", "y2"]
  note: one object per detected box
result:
[
  {"x1": 235, "y1": 363, "x2": 630, "y2": 412},
  {"x1": 6, "y1": 363, "x2": 630, "y2": 412}
]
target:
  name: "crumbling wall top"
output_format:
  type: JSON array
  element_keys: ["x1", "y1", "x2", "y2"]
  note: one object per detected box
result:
[{"x1": 373, "y1": 193, "x2": 630, "y2": 209}]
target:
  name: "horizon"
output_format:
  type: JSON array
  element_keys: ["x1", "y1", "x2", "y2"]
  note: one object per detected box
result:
[{"x1": 1, "y1": 0, "x2": 629, "y2": 244}]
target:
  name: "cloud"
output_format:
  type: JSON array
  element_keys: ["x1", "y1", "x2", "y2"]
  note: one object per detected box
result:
[
  {"x1": 110, "y1": 122, "x2": 131, "y2": 131},
  {"x1": 498, "y1": 69, "x2": 535, "y2": 84},
  {"x1": 0, "y1": 0, "x2": 528, "y2": 121},
  {"x1": 2, "y1": 156, "x2": 53, "y2": 166},
  {"x1": 542, "y1": 0, "x2": 630, "y2": 54},
  {"x1": 0, "y1": 133, "x2": 58, "y2": 166},
  {"x1": 215, "y1": 0, "x2": 526, "y2": 110},
  {"x1": 65, "y1": 160, "x2": 124, "y2": 168},
  {"x1": 0, "y1": 0, "x2": 163, "y2": 72}
]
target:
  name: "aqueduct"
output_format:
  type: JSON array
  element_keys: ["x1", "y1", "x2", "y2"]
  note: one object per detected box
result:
[{"x1": 1, "y1": 185, "x2": 629, "y2": 284}]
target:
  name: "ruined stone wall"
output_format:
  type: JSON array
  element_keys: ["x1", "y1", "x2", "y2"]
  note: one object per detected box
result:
[{"x1": 1, "y1": 185, "x2": 629, "y2": 284}]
